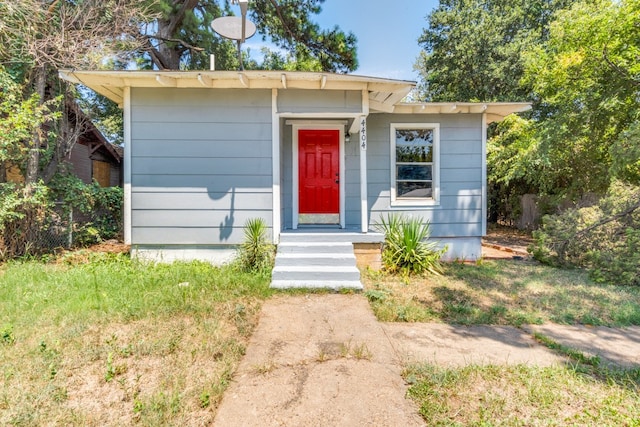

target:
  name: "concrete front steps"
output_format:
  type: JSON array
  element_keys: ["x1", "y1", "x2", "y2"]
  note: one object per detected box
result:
[{"x1": 270, "y1": 233, "x2": 367, "y2": 290}]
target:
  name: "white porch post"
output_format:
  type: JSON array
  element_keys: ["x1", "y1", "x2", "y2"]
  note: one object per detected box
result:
[
  {"x1": 123, "y1": 86, "x2": 132, "y2": 245},
  {"x1": 481, "y1": 112, "x2": 488, "y2": 236},
  {"x1": 271, "y1": 88, "x2": 281, "y2": 244},
  {"x1": 359, "y1": 115, "x2": 368, "y2": 233}
]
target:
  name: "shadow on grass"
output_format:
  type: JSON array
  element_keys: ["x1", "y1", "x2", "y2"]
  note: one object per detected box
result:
[
  {"x1": 422, "y1": 260, "x2": 640, "y2": 327},
  {"x1": 431, "y1": 286, "x2": 509, "y2": 325}
]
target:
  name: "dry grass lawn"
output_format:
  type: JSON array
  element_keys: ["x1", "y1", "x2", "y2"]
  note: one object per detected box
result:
[
  {"x1": 363, "y1": 260, "x2": 640, "y2": 326},
  {"x1": 0, "y1": 253, "x2": 271, "y2": 426}
]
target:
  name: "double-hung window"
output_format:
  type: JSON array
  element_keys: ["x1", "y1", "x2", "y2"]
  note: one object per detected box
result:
[{"x1": 391, "y1": 123, "x2": 439, "y2": 205}]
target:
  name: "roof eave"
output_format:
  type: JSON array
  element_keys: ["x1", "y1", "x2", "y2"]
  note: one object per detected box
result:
[
  {"x1": 59, "y1": 70, "x2": 531, "y2": 120},
  {"x1": 391, "y1": 102, "x2": 532, "y2": 122},
  {"x1": 58, "y1": 70, "x2": 417, "y2": 108}
]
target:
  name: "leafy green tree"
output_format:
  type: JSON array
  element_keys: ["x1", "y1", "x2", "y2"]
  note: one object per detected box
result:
[
  {"x1": 246, "y1": 46, "x2": 323, "y2": 71},
  {"x1": 0, "y1": 69, "x2": 35, "y2": 182},
  {"x1": 416, "y1": 0, "x2": 579, "y2": 223},
  {"x1": 486, "y1": 115, "x2": 542, "y2": 223},
  {"x1": 416, "y1": 0, "x2": 575, "y2": 102},
  {"x1": 522, "y1": 0, "x2": 640, "y2": 197},
  {"x1": 610, "y1": 121, "x2": 640, "y2": 186},
  {"x1": 135, "y1": 0, "x2": 236, "y2": 70},
  {"x1": 520, "y1": 0, "x2": 640, "y2": 284},
  {"x1": 250, "y1": 0, "x2": 357, "y2": 72},
  {"x1": 419, "y1": 0, "x2": 638, "y2": 225},
  {"x1": 0, "y1": 0, "x2": 155, "y2": 185}
]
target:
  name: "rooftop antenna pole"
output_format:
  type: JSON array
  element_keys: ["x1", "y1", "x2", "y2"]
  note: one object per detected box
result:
[{"x1": 238, "y1": 0, "x2": 248, "y2": 70}]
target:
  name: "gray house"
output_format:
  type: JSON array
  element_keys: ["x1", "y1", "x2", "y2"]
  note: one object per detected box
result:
[{"x1": 60, "y1": 70, "x2": 528, "y2": 286}]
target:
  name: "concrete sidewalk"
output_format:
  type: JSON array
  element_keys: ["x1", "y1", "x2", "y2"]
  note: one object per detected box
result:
[
  {"x1": 523, "y1": 324, "x2": 640, "y2": 368},
  {"x1": 213, "y1": 294, "x2": 640, "y2": 426}
]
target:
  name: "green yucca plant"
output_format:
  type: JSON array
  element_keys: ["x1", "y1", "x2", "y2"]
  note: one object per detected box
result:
[
  {"x1": 375, "y1": 213, "x2": 446, "y2": 276},
  {"x1": 237, "y1": 218, "x2": 275, "y2": 272}
]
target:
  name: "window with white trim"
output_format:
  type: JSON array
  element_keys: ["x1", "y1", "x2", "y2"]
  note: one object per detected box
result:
[{"x1": 391, "y1": 123, "x2": 439, "y2": 205}]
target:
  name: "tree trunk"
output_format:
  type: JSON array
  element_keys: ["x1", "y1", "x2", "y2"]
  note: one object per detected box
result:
[
  {"x1": 25, "y1": 65, "x2": 47, "y2": 189},
  {"x1": 152, "y1": 0, "x2": 199, "y2": 69},
  {"x1": 155, "y1": 30, "x2": 183, "y2": 69},
  {"x1": 42, "y1": 93, "x2": 86, "y2": 184}
]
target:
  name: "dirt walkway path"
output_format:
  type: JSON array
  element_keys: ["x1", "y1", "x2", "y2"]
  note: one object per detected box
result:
[{"x1": 213, "y1": 294, "x2": 424, "y2": 426}]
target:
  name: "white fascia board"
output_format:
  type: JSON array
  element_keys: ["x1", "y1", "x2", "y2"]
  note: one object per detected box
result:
[{"x1": 391, "y1": 102, "x2": 531, "y2": 121}]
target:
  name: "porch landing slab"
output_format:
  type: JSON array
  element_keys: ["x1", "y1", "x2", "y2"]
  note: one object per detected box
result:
[{"x1": 279, "y1": 229, "x2": 384, "y2": 244}]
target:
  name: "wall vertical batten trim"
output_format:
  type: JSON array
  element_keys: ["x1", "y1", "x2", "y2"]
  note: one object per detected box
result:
[
  {"x1": 359, "y1": 116, "x2": 368, "y2": 233},
  {"x1": 123, "y1": 86, "x2": 132, "y2": 244},
  {"x1": 360, "y1": 89, "x2": 369, "y2": 233},
  {"x1": 481, "y1": 112, "x2": 487, "y2": 237},
  {"x1": 271, "y1": 88, "x2": 281, "y2": 244}
]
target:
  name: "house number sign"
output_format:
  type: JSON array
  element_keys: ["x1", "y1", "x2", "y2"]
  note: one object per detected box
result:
[{"x1": 360, "y1": 117, "x2": 367, "y2": 151}]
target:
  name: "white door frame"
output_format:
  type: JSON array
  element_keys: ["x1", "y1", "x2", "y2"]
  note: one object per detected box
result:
[{"x1": 291, "y1": 122, "x2": 346, "y2": 229}]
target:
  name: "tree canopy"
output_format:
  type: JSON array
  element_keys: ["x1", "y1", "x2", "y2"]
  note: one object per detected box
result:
[
  {"x1": 415, "y1": 0, "x2": 575, "y2": 102},
  {"x1": 418, "y1": 0, "x2": 639, "y2": 206},
  {"x1": 134, "y1": 0, "x2": 357, "y2": 72},
  {"x1": 522, "y1": 0, "x2": 640, "y2": 194}
]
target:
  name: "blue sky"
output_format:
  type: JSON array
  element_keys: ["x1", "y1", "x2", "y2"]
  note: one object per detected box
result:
[
  {"x1": 243, "y1": 0, "x2": 440, "y2": 81},
  {"x1": 314, "y1": 0, "x2": 440, "y2": 81}
]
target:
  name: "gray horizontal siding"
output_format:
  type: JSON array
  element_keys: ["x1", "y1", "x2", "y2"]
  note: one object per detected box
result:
[
  {"x1": 441, "y1": 153, "x2": 482, "y2": 168},
  {"x1": 132, "y1": 192, "x2": 272, "y2": 210},
  {"x1": 441, "y1": 139, "x2": 483, "y2": 154},
  {"x1": 368, "y1": 208, "x2": 482, "y2": 223},
  {"x1": 132, "y1": 123, "x2": 271, "y2": 141},
  {"x1": 133, "y1": 210, "x2": 273, "y2": 227},
  {"x1": 368, "y1": 195, "x2": 482, "y2": 211},
  {"x1": 133, "y1": 227, "x2": 272, "y2": 245},
  {"x1": 133, "y1": 174, "x2": 271, "y2": 191},
  {"x1": 440, "y1": 181, "x2": 483, "y2": 196},
  {"x1": 347, "y1": 212, "x2": 482, "y2": 236},
  {"x1": 278, "y1": 89, "x2": 361, "y2": 113},
  {"x1": 132, "y1": 106, "x2": 270, "y2": 124},
  {"x1": 438, "y1": 168, "x2": 481, "y2": 182},
  {"x1": 134, "y1": 157, "x2": 272, "y2": 176},
  {"x1": 132, "y1": 139, "x2": 272, "y2": 158},
  {"x1": 131, "y1": 88, "x2": 273, "y2": 246}
]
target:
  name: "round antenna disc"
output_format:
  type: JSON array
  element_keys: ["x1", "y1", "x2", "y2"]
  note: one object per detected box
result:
[{"x1": 211, "y1": 16, "x2": 257, "y2": 41}]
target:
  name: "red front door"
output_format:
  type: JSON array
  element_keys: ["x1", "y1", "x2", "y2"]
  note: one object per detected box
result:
[{"x1": 298, "y1": 129, "x2": 340, "y2": 215}]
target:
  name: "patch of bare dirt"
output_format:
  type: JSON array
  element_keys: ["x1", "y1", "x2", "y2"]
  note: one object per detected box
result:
[
  {"x1": 55, "y1": 240, "x2": 130, "y2": 264},
  {"x1": 87, "y1": 240, "x2": 130, "y2": 254},
  {"x1": 63, "y1": 315, "x2": 245, "y2": 426},
  {"x1": 483, "y1": 225, "x2": 534, "y2": 258}
]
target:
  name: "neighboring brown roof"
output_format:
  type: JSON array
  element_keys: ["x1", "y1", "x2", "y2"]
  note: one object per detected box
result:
[{"x1": 67, "y1": 100, "x2": 122, "y2": 164}]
